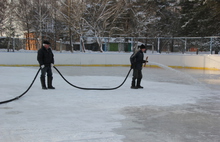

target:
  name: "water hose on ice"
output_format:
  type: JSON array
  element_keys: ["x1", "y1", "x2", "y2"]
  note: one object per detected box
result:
[
  {"x1": 0, "y1": 68, "x2": 41, "y2": 105},
  {"x1": 0, "y1": 66, "x2": 132, "y2": 104},
  {"x1": 53, "y1": 66, "x2": 132, "y2": 90}
]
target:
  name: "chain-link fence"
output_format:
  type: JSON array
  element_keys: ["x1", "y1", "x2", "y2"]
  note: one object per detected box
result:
[
  {"x1": 0, "y1": 37, "x2": 40, "y2": 51},
  {"x1": 1, "y1": 36, "x2": 220, "y2": 54},
  {"x1": 79, "y1": 36, "x2": 220, "y2": 54}
]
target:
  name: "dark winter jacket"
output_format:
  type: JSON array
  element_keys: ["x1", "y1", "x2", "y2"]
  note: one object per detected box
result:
[
  {"x1": 37, "y1": 46, "x2": 54, "y2": 67},
  {"x1": 130, "y1": 49, "x2": 146, "y2": 70}
]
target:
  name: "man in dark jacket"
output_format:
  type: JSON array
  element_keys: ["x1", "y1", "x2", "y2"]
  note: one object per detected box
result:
[
  {"x1": 130, "y1": 44, "x2": 147, "y2": 89},
  {"x1": 37, "y1": 40, "x2": 55, "y2": 89}
]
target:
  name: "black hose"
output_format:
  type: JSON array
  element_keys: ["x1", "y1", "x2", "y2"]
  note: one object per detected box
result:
[
  {"x1": 0, "y1": 68, "x2": 41, "y2": 105},
  {"x1": 53, "y1": 66, "x2": 132, "y2": 90},
  {"x1": 0, "y1": 66, "x2": 131, "y2": 105}
]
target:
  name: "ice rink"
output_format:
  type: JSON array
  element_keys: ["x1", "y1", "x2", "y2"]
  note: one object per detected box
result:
[{"x1": 0, "y1": 65, "x2": 220, "y2": 142}]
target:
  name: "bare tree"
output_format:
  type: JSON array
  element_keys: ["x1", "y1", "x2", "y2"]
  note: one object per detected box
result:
[
  {"x1": 47, "y1": 0, "x2": 64, "y2": 50},
  {"x1": 3, "y1": 0, "x2": 17, "y2": 52},
  {"x1": 83, "y1": 0, "x2": 130, "y2": 52},
  {"x1": 56, "y1": 0, "x2": 87, "y2": 52},
  {"x1": 15, "y1": 0, "x2": 34, "y2": 50},
  {"x1": 0, "y1": 0, "x2": 8, "y2": 36},
  {"x1": 53, "y1": 0, "x2": 129, "y2": 52},
  {"x1": 30, "y1": 0, "x2": 51, "y2": 49}
]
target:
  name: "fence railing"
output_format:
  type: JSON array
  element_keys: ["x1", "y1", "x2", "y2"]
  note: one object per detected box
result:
[
  {"x1": 79, "y1": 36, "x2": 220, "y2": 54},
  {"x1": 0, "y1": 36, "x2": 219, "y2": 54}
]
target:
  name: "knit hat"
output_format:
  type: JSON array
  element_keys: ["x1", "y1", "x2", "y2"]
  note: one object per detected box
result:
[
  {"x1": 43, "y1": 40, "x2": 51, "y2": 45},
  {"x1": 140, "y1": 44, "x2": 146, "y2": 49}
]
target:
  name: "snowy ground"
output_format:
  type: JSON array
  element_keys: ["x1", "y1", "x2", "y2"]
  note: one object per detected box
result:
[{"x1": 0, "y1": 66, "x2": 220, "y2": 142}]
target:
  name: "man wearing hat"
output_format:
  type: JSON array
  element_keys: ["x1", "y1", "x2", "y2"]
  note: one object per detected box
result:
[
  {"x1": 130, "y1": 44, "x2": 147, "y2": 89},
  {"x1": 37, "y1": 40, "x2": 55, "y2": 89}
]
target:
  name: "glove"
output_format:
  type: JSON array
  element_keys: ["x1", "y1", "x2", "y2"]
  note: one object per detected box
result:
[{"x1": 41, "y1": 65, "x2": 45, "y2": 69}]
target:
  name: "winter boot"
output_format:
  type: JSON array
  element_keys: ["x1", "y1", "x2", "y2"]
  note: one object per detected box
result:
[
  {"x1": 48, "y1": 76, "x2": 55, "y2": 89},
  {"x1": 137, "y1": 79, "x2": 143, "y2": 89},
  {"x1": 40, "y1": 77, "x2": 47, "y2": 90},
  {"x1": 131, "y1": 79, "x2": 138, "y2": 89}
]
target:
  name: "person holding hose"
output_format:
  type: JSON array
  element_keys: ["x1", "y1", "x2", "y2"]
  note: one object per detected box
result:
[
  {"x1": 130, "y1": 44, "x2": 147, "y2": 89},
  {"x1": 37, "y1": 40, "x2": 55, "y2": 90}
]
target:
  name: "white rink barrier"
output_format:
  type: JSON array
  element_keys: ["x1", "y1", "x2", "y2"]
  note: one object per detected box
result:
[{"x1": 0, "y1": 52, "x2": 220, "y2": 70}]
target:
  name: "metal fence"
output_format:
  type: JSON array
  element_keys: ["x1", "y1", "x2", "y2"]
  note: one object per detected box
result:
[
  {"x1": 80, "y1": 36, "x2": 220, "y2": 54},
  {"x1": 1, "y1": 36, "x2": 220, "y2": 54},
  {"x1": 0, "y1": 37, "x2": 27, "y2": 51}
]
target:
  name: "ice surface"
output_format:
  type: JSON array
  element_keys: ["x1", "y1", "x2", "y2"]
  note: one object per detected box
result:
[{"x1": 0, "y1": 66, "x2": 219, "y2": 142}]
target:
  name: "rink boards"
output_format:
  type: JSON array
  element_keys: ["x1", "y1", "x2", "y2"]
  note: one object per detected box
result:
[{"x1": 0, "y1": 52, "x2": 220, "y2": 70}]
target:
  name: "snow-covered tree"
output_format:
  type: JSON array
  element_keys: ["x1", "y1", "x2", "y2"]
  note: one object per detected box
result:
[
  {"x1": 84, "y1": 0, "x2": 129, "y2": 52},
  {"x1": 57, "y1": 0, "x2": 87, "y2": 52},
  {"x1": 127, "y1": 0, "x2": 159, "y2": 37},
  {"x1": 180, "y1": 0, "x2": 220, "y2": 36}
]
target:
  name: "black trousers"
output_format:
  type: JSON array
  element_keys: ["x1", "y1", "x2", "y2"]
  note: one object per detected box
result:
[
  {"x1": 132, "y1": 69, "x2": 142, "y2": 80},
  {"x1": 41, "y1": 66, "x2": 53, "y2": 78}
]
